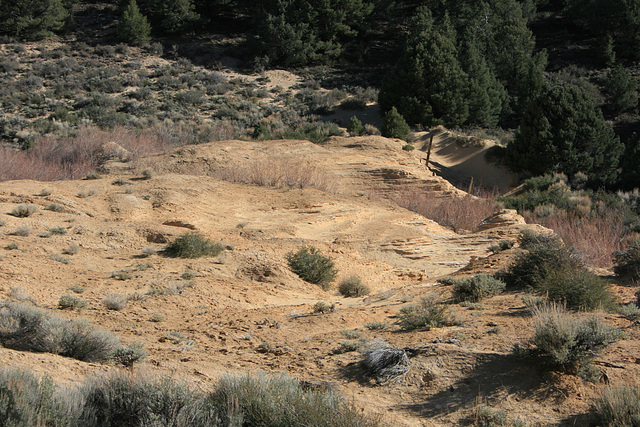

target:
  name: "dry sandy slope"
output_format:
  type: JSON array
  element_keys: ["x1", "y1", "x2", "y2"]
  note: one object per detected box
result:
[{"x1": 0, "y1": 136, "x2": 638, "y2": 426}]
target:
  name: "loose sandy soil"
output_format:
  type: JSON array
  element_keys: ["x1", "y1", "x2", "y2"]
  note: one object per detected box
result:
[{"x1": 1, "y1": 134, "x2": 638, "y2": 426}]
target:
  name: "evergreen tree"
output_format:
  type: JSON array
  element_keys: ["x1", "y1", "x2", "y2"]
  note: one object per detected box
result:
[
  {"x1": 619, "y1": 133, "x2": 640, "y2": 191},
  {"x1": 0, "y1": 0, "x2": 68, "y2": 40},
  {"x1": 347, "y1": 116, "x2": 364, "y2": 136},
  {"x1": 254, "y1": 0, "x2": 375, "y2": 66},
  {"x1": 118, "y1": 0, "x2": 152, "y2": 45},
  {"x1": 460, "y1": 37, "x2": 508, "y2": 127},
  {"x1": 381, "y1": 107, "x2": 410, "y2": 140},
  {"x1": 378, "y1": 7, "x2": 469, "y2": 127},
  {"x1": 604, "y1": 65, "x2": 638, "y2": 115},
  {"x1": 505, "y1": 83, "x2": 623, "y2": 187},
  {"x1": 156, "y1": 0, "x2": 200, "y2": 34}
]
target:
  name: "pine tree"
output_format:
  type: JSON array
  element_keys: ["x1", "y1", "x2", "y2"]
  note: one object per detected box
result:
[
  {"x1": 0, "y1": 0, "x2": 68, "y2": 40},
  {"x1": 381, "y1": 107, "x2": 410, "y2": 140},
  {"x1": 378, "y1": 7, "x2": 469, "y2": 127},
  {"x1": 118, "y1": 0, "x2": 152, "y2": 44},
  {"x1": 506, "y1": 83, "x2": 623, "y2": 187},
  {"x1": 347, "y1": 116, "x2": 364, "y2": 136},
  {"x1": 604, "y1": 65, "x2": 638, "y2": 115}
]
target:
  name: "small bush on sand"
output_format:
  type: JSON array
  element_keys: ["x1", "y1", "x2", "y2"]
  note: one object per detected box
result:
[
  {"x1": 613, "y1": 239, "x2": 640, "y2": 283},
  {"x1": 0, "y1": 302, "x2": 119, "y2": 362},
  {"x1": 360, "y1": 340, "x2": 411, "y2": 384},
  {"x1": 14, "y1": 225, "x2": 31, "y2": 236},
  {"x1": 287, "y1": 246, "x2": 337, "y2": 290},
  {"x1": 102, "y1": 293, "x2": 128, "y2": 311},
  {"x1": 528, "y1": 303, "x2": 623, "y2": 374},
  {"x1": 398, "y1": 295, "x2": 454, "y2": 331},
  {"x1": 445, "y1": 274, "x2": 506, "y2": 303},
  {"x1": 113, "y1": 342, "x2": 147, "y2": 367},
  {"x1": 58, "y1": 294, "x2": 87, "y2": 310},
  {"x1": 594, "y1": 385, "x2": 640, "y2": 426},
  {"x1": 338, "y1": 276, "x2": 370, "y2": 297},
  {"x1": 164, "y1": 232, "x2": 224, "y2": 258},
  {"x1": 0, "y1": 369, "x2": 67, "y2": 426},
  {"x1": 10, "y1": 204, "x2": 37, "y2": 217},
  {"x1": 208, "y1": 371, "x2": 379, "y2": 426},
  {"x1": 500, "y1": 230, "x2": 616, "y2": 311}
]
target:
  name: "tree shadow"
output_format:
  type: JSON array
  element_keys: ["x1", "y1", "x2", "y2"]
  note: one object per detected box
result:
[{"x1": 398, "y1": 351, "x2": 564, "y2": 419}]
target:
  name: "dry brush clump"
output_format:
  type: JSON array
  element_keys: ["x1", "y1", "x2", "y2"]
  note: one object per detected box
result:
[
  {"x1": 392, "y1": 188, "x2": 500, "y2": 232},
  {"x1": 338, "y1": 276, "x2": 370, "y2": 297},
  {"x1": 210, "y1": 156, "x2": 338, "y2": 193},
  {"x1": 398, "y1": 295, "x2": 456, "y2": 331},
  {"x1": 440, "y1": 274, "x2": 506, "y2": 303},
  {"x1": 164, "y1": 232, "x2": 224, "y2": 259},
  {"x1": 613, "y1": 238, "x2": 640, "y2": 283},
  {"x1": 594, "y1": 385, "x2": 640, "y2": 426},
  {"x1": 0, "y1": 301, "x2": 121, "y2": 362},
  {"x1": 360, "y1": 340, "x2": 411, "y2": 384},
  {"x1": 525, "y1": 303, "x2": 624, "y2": 376}
]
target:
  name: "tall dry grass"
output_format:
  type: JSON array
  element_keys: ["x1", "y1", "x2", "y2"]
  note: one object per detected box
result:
[
  {"x1": 523, "y1": 209, "x2": 626, "y2": 268},
  {"x1": 210, "y1": 157, "x2": 339, "y2": 193},
  {"x1": 391, "y1": 188, "x2": 500, "y2": 232},
  {"x1": 0, "y1": 125, "x2": 176, "y2": 182}
]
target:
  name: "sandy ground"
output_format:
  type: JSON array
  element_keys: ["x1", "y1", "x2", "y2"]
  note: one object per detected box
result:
[{"x1": 1, "y1": 135, "x2": 638, "y2": 426}]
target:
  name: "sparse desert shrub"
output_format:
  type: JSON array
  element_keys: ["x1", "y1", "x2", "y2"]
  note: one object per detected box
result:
[
  {"x1": 111, "y1": 270, "x2": 132, "y2": 280},
  {"x1": 365, "y1": 321, "x2": 387, "y2": 330},
  {"x1": 141, "y1": 245, "x2": 157, "y2": 257},
  {"x1": 287, "y1": 246, "x2": 337, "y2": 290},
  {"x1": 44, "y1": 203, "x2": 65, "y2": 212},
  {"x1": 9, "y1": 286, "x2": 29, "y2": 301},
  {"x1": 10, "y1": 204, "x2": 37, "y2": 217},
  {"x1": 474, "y1": 405, "x2": 526, "y2": 427},
  {"x1": 594, "y1": 385, "x2": 640, "y2": 427},
  {"x1": 141, "y1": 167, "x2": 155, "y2": 179},
  {"x1": 360, "y1": 340, "x2": 411, "y2": 384},
  {"x1": 63, "y1": 243, "x2": 80, "y2": 255},
  {"x1": 113, "y1": 342, "x2": 146, "y2": 367},
  {"x1": 60, "y1": 320, "x2": 120, "y2": 362},
  {"x1": 5, "y1": 242, "x2": 19, "y2": 250},
  {"x1": 398, "y1": 295, "x2": 454, "y2": 330},
  {"x1": 618, "y1": 303, "x2": 640, "y2": 321},
  {"x1": 164, "y1": 232, "x2": 224, "y2": 259},
  {"x1": 613, "y1": 239, "x2": 640, "y2": 283},
  {"x1": 0, "y1": 302, "x2": 119, "y2": 362},
  {"x1": 39, "y1": 188, "x2": 53, "y2": 196},
  {"x1": 335, "y1": 340, "x2": 363, "y2": 353},
  {"x1": 50, "y1": 253, "x2": 70, "y2": 264},
  {"x1": 313, "y1": 301, "x2": 333, "y2": 313},
  {"x1": 208, "y1": 371, "x2": 378, "y2": 426},
  {"x1": 529, "y1": 303, "x2": 623, "y2": 373},
  {"x1": 83, "y1": 172, "x2": 102, "y2": 180},
  {"x1": 58, "y1": 294, "x2": 87, "y2": 310},
  {"x1": 14, "y1": 225, "x2": 31, "y2": 236},
  {"x1": 77, "y1": 189, "x2": 96, "y2": 198},
  {"x1": 48, "y1": 227, "x2": 67, "y2": 235},
  {"x1": 447, "y1": 274, "x2": 506, "y2": 302},
  {"x1": 77, "y1": 372, "x2": 203, "y2": 426},
  {"x1": 102, "y1": 293, "x2": 128, "y2": 311},
  {"x1": 149, "y1": 314, "x2": 164, "y2": 322},
  {"x1": 539, "y1": 268, "x2": 616, "y2": 311},
  {"x1": 0, "y1": 369, "x2": 67, "y2": 426},
  {"x1": 69, "y1": 285, "x2": 85, "y2": 293},
  {"x1": 338, "y1": 276, "x2": 370, "y2": 297}
]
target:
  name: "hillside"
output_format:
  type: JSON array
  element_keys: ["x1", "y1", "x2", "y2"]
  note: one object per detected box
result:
[{"x1": 1, "y1": 136, "x2": 639, "y2": 426}]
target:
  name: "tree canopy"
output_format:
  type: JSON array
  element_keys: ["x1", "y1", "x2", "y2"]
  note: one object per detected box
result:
[{"x1": 505, "y1": 83, "x2": 624, "y2": 187}]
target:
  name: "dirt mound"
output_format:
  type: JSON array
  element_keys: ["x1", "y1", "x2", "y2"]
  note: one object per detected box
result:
[{"x1": 1, "y1": 136, "x2": 636, "y2": 426}]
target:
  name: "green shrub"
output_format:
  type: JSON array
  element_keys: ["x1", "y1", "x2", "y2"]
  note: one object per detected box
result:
[
  {"x1": 381, "y1": 107, "x2": 410, "y2": 140},
  {"x1": 0, "y1": 302, "x2": 119, "y2": 362},
  {"x1": 58, "y1": 294, "x2": 87, "y2": 310},
  {"x1": 0, "y1": 369, "x2": 67, "y2": 426},
  {"x1": 313, "y1": 301, "x2": 333, "y2": 313},
  {"x1": 338, "y1": 276, "x2": 370, "y2": 297},
  {"x1": 594, "y1": 385, "x2": 640, "y2": 427},
  {"x1": 164, "y1": 233, "x2": 223, "y2": 259},
  {"x1": 538, "y1": 268, "x2": 616, "y2": 311},
  {"x1": 113, "y1": 342, "x2": 147, "y2": 367},
  {"x1": 347, "y1": 116, "x2": 364, "y2": 136},
  {"x1": 398, "y1": 296, "x2": 454, "y2": 331},
  {"x1": 208, "y1": 371, "x2": 378, "y2": 426},
  {"x1": 10, "y1": 204, "x2": 37, "y2": 217},
  {"x1": 287, "y1": 246, "x2": 337, "y2": 290},
  {"x1": 447, "y1": 274, "x2": 506, "y2": 302},
  {"x1": 365, "y1": 321, "x2": 387, "y2": 330},
  {"x1": 613, "y1": 239, "x2": 640, "y2": 283},
  {"x1": 529, "y1": 303, "x2": 623, "y2": 372},
  {"x1": 499, "y1": 230, "x2": 615, "y2": 311}
]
